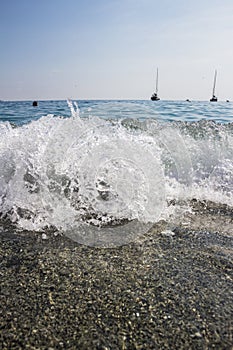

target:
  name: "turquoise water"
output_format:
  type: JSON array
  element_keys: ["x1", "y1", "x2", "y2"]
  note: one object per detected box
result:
[{"x1": 0, "y1": 100, "x2": 233, "y2": 125}]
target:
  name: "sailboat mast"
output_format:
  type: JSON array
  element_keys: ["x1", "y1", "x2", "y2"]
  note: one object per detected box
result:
[
  {"x1": 151, "y1": 67, "x2": 160, "y2": 100},
  {"x1": 212, "y1": 69, "x2": 217, "y2": 96},
  {"x1": 156, "y1": 68, "x2": 159, "y2": 94}
]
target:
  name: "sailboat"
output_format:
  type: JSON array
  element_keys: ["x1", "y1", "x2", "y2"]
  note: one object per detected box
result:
[
  {"x1": 210, "y1": 70, "x2": 218, "y2": 102},
  {"x1": 151, "y1": 68, "x2": 160, "y2": 101}
]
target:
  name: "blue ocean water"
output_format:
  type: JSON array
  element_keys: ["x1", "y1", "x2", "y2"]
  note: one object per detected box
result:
[
  {"x1": 0, "y1": 99, "x2": 232, "y2": 246},
  {"x1": 0, "y1": 99, "x2": 233, "y2": 125}
]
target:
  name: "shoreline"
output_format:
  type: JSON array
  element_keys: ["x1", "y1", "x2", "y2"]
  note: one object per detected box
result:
[{"x1": 1, "y1": 209, "x2": 232, "y2": 349}]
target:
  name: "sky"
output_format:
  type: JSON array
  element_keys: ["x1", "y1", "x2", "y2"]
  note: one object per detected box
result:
[{"x1": 0, "y1": 0, "x2": 233, "y2": 101}]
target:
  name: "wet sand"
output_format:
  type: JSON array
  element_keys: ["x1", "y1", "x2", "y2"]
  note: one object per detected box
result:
[{"x1": 0, "y1": 204, "x2": 233, "y2": 349}]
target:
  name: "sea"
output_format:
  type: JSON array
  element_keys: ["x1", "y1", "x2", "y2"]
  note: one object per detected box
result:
[{"x1": 0, "y1": 99, "x2": 232, "y2": 247}]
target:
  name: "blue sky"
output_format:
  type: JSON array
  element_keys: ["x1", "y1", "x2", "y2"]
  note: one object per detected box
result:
[{"x1": 1, "y1": 0, "x2": 233, "y2": 100}]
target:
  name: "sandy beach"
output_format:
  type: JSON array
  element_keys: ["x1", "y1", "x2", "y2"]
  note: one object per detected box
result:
[{"x1": 1, "y1": 202, "x2": 232, "y2": 350}]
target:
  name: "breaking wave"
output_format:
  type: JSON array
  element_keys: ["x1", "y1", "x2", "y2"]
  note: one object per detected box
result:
[{"x1": 0, "y1": 101, "x2": 232, "y2": 246}]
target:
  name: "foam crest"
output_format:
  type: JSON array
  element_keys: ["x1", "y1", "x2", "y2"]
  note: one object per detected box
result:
[{"x1": 0, "y1": 101, "x2": 232, "y2": 245}]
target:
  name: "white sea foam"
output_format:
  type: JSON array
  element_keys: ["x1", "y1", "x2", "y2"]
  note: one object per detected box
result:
[{"x1": 0, "y1": 101, "x2": 232, "y2": 245}]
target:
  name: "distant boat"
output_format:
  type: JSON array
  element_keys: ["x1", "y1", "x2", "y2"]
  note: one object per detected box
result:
[
  {"x1": 151, "y1": 68, "x2": 160, "y2": 101},
  {"x1": 210, "y1": 70, "x2": 218, "y2": 102}
]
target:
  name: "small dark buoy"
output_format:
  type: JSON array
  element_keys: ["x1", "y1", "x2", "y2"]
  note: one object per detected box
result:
[
  {"x1": 32, "y1": 101, "x2": 38, "y2": 107},
  {"x1": 226, "y1": 99, "x2": 229, "y2": 102},
  {"x1": 186, "y1": 99, "x2": 190, "y2": 102}
]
